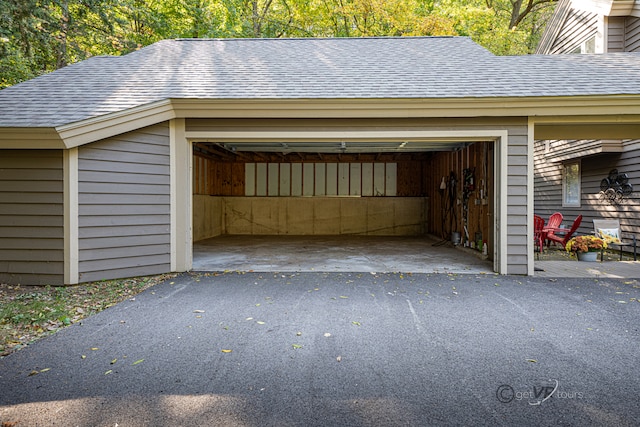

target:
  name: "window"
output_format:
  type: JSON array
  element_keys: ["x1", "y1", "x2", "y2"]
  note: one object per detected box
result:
[
  {"x1": 570, "y1": 36, "x2": 596, "y2": 54},
  {"x1": 563, "y1": 161, "x2": 581, "y2": 207}
]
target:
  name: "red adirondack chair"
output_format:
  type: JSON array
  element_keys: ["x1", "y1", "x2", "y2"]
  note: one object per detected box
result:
[
  {"x1": 543, "y1": 212, "x2": 563, "y2": 247},
  {"x1": 547, "y1": 215, "x2": 583, "y2": 249},
  {"x1": 534, "y1": 215, "x2": 545, "y2": 258}
]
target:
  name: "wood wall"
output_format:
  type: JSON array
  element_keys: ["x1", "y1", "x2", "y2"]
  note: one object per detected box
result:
[
  {"x1": 425, "y1": 143, "x2": 492, "y2": 247},
  {"x1": 193, "y1": 149, "x2": 432, "y2": 197}
]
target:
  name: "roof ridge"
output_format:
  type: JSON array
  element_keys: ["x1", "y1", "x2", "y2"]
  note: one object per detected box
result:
[{"x1": 172, "y1": 36, "x2": 464, "y2": 42}]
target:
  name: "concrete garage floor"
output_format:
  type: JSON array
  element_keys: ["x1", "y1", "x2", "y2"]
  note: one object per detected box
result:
[
  {"x1": 193, "y1": 235, "x2": 640, "y2": 278},
  {"x1": 193, "y1": 235, "x2": 494, "y2": 274}
]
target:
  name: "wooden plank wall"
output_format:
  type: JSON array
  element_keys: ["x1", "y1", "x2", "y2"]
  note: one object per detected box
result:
[
  {"x1": 425, "y1": 143, "x2": 491, "y2": 247},
  {"x1": 193, "y1": 153, "x2": 430, "y2": 197}
]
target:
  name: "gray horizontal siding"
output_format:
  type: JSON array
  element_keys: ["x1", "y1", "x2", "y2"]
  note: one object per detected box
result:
[
  {"x1": 534, "y1": 140, "x2": 640, "y2": 244},
  {"x1": 626, "y1": 17, "x2": 640, "y2": 52},
  {"x1": 608, "y1": 17, "x2": 626, "y2": 52},
  {"x1": 78, "y1": 123, "x2": 171, "y2": 283},
  {"x1": 0, "y1": 150, "x2": 64, "y2": 285},
  {"x1": 547, "y1": 8, "x2": 598, "y2": 54},
  {"x1": 505, "y1": 125, "x2": 529, "y2": 275}
]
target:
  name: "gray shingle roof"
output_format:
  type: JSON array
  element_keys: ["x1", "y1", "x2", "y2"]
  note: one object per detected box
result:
[{"x1": 1, "y1": 36, "x2": 640, "y2": 128}]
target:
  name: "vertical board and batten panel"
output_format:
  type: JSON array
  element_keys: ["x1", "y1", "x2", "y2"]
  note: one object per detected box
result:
[
  {"x1": 77, "y1": 123, "x2": 171, "y2": 282},
  {"x1": 315, "y1": 163, "x2": 326, "y2": 196},
  {"x1": 362, "y1": 163, "x2": 373, "y2": 196},
  {"x1": 338, "y1": 163, "x2": 349, "y2": 195},
  {"x1": 291, "y1": 163, "x2": 302, "y2": 196},
  {"x1": 268, "y1": 163, "x2": 279, "y2": 196},
  {"x1": 303, "y1": 163, "x2": 314, "y2": 196},
  {"x1": 349, "y1": 163, "x2": 361, "y2": 196},
  {"x1": 280, "y1": 163, "x2": 291, "y2": 196},
  {"x1": 256, "y1": 163, "x2": 267, "y2": 196},
  {"x1": 547, "y1": 8, "x2": 598, "y2": 54},
  {"x1": 626, "y1": 17, "x2": 640, "y2": 52},
  {"x1": 326, "y1": 163, "x2": 338, "y2": 195},
  {"x1": 0, "y1": 150, "x2": 64, "y2": 285}
]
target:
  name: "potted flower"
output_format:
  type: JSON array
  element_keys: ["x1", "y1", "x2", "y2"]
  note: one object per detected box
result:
[{"x1": 566, "y1": 235, "x2": 607, "y2": 261}]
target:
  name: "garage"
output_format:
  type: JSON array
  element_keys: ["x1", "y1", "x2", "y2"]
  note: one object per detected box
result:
[
  {"x1": 2, "y1": 36, "x2": 640, "y2": 285},
  {"x1": 188, "y1": 118, "x2": 499, "y2": 273}
]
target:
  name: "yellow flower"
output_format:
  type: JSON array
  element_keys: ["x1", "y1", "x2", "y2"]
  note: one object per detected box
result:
[{"x1": 566, "y1": 235, "x2": 607, "y2": 253}]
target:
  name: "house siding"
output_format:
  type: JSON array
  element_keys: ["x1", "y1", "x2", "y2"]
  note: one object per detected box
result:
[
  {"x1": 545, "y1": 7, "x2": 598, "y2": 54},
  {"x1": 626, "y1": 16, "x2": 640, "y2": 51},
  {"x1": 506, "y1": 126, "x2": 529, "y2": 275},
  {"x1": 0, "y1": 150, "x2": 64, "y2": 285},
  {"x1": 534, "y1": 3, "x2": 640, "y2": 249},
  {"x1": 534, "y1": 140, "x2": 640, "y2": 241},
  {"x1": 608, "y1": 17, "x2": 627, "y2": 52},
  {"x1": 77, "y1": 123, "x2": 171, "y2": 282}
]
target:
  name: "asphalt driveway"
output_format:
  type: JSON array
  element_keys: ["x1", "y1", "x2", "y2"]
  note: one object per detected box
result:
[{"x1": 1, "y1": 272, "x2": 639, "y2": 426}]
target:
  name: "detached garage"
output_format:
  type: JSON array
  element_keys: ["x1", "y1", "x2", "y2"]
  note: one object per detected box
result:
[{"x1": 1, "y1": 37, "x2": 640, "y2": 285}]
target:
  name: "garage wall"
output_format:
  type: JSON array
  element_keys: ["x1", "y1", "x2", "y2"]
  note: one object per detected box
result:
[
  {"x1": 77, "y1": 123, "x2": 171, "y2": 282},
  {"x1": 193, "y1": 196, "x2": 426, "y2": 240},
  {"x1": 0, "y1": 150, "x2": 64, "y2": 285}
]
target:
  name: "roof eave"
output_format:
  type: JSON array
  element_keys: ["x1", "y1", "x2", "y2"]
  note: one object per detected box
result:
[{"x1": 3, "y1": 95, "x2": 640, "y2": 149}]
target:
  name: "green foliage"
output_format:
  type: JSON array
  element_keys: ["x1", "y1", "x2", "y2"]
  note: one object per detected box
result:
[{"x1": 0, "y1": 0, "x2": 557, "y2": 88}]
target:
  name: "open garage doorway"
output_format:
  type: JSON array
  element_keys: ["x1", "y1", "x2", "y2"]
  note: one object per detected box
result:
[{"x1": 189, "y1": 134, "x2": 496, "y2": 274}]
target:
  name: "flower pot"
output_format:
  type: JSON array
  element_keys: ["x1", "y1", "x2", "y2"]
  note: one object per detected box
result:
[{"x1": 577, "y1": 251, "x2": 598, "y2": 262}]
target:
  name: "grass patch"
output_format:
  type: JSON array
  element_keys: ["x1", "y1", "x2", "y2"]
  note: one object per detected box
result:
[{"x1": 0, "y1": 274, "x2": 175, "y2": 357}]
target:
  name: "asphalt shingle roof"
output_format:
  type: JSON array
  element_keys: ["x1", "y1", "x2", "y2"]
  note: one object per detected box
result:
[{"x1": 1, "y1": 36, "x2": 640, "y2": 128}]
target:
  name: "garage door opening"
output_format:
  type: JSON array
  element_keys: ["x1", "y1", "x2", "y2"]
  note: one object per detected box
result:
[{"x1": 190, "y1": 138, "x2": 495, "y2": 274}]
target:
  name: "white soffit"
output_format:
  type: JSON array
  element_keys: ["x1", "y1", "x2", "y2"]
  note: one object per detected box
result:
[{"x1": 571, "y1": 0, "x2": 637, "y2": 16}]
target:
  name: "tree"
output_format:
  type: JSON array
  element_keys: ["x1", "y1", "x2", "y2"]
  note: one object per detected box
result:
[{"x1": 0, "y1": 0, "x2": 558, "y2": 88}]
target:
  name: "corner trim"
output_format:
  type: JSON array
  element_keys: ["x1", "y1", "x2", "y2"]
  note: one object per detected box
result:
[{"x1": 64, "y1": 148, "x2": 79, "y2": 284}]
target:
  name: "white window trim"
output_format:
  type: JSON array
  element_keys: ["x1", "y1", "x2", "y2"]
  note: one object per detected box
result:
[{"x1": 562, "y1": 160, "x2": 581, "y2": 208}]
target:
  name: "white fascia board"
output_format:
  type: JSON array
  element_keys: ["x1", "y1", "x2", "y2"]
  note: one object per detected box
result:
[
  {"x1": 55, "y1": 99, "x2": 175, "y2": 148},
  {"x1": 171, "y1": 96, "x2": 640, "y2": 120},
  {"x1": 571, "y1": 0, "x2": 636, "y2": 16}
]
